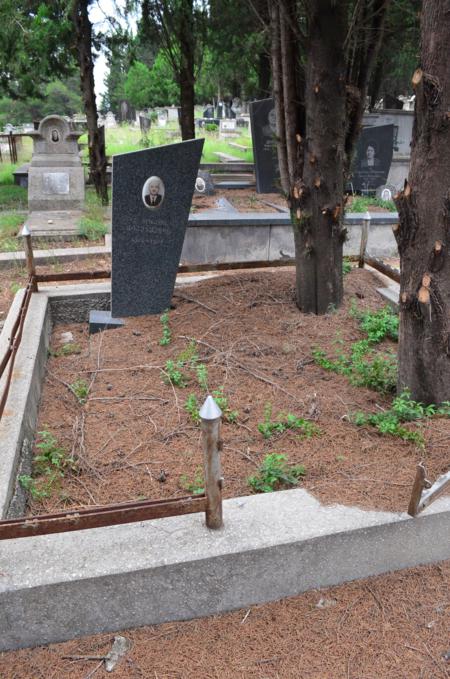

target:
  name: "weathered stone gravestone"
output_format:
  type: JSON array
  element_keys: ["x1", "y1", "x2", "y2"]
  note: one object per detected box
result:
[
  {"x1": 167, "y1": 106, "x2": 179, "y2": 122},
  {"x1": 28, "y1": 115, "x2": 84, "y2": 211},
  {"x1": 219, "y1": 119, "x2": 238, "y2": 139},
  {"x1": 352, "y1": 124, "x2": 395, "y2": 194},
  {"x1": 249, "y1": 98, "x2": 280, "y2": 193},
  {"x1": 111, "y1": 139, "x2": 204, "y2": 317},
  {"x1": 139, "y1": 115, "x2": 151, "y2": 139},
  {"x1": 105, "y1": 111, "x2": 117, "y2": 128}
]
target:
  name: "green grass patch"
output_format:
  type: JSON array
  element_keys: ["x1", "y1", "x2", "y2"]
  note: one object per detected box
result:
[
  {"x1": 0, "y1": 184, "x2": 27, "y2": 210},
  {"x1": 0, "y1": 163, "x2": 19, "y2": 185},
  {"x1": 78, "y1": 216, "x2": 107, "y2": 241},
  {"x1": 347, "y1": 195, "x2": 396, "y2": 213}
]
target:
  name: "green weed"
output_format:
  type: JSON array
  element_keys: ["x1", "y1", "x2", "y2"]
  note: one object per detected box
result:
[
  {"x1": 351, "y1": 389, "x2": 450, "y2": 447},
  {"x1": 50, "y1": 343, "x2": 82, "y2": 358},
  {"x1": 347, "y1": 195, "x2": 396, "y2": 213},
  {"x1": 70, "y1": 378, "x2": 89, "y2": 404},
  {"x1": 10, "y1": 282, "x2": 21, "y2": 295},
  {"x1": 179, "y1": 467, "x2": 205, "y2": 495},
  {"x1": 163, "y1": 359, "x2": 188, "y2": 387},
  {"x1": 258, "y1": 403, "x2": 320, "y2": 439},
  {"x1": 350, "y1": 303, "x2": 399, "y2": 343},
  {"x1": 196, "y1": 363, "x2": 209, "y2": 391},
  {"x1": 19, "y1": 430, "x2": 77, "y2": 501},
  {"x1": 185, "y1": 393, "x2": 200, "y2": 423},
  {"x1": 248, "y1": 453, "x2": 305, "y2": 493},
  {"x1": 212, "y1": 386, "x2": 238, "y2": 423},
  {"x1": 159, "y1": 311, "x2": 171, "y2": 346}
]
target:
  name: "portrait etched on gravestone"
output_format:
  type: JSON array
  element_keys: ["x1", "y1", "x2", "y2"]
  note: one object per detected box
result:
[
  {"x1": 352, "y1": 124, "x2": 394, "y2": 194},
  {"x1": 143, "y1": 176, "x2": 165, "y2": 208}
]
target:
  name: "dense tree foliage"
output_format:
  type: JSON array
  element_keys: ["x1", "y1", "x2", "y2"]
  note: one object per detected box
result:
[{"x1": 0, "y1": 78, "x2": 82, "y2": 127}]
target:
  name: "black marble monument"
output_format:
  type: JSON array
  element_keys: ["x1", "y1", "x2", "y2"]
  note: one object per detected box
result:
[
  {"x1": 111, "y1": 139, "x2": 204, "y2": 316},
  {"x1": 352, "y1": 124, "x2": 394, "y2": 194},
  {"x1": 249, "y1": 98, "x2": 280, "y2": 193}
]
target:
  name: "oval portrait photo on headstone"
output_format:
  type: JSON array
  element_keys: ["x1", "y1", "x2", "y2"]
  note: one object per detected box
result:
[{"x1": 142, "y1": 176, "x2": 165, "y2": 209}]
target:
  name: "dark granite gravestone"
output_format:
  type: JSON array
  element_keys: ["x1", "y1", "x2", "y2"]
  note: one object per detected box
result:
[
  {"x1": 111, "y1": 139, "x2": 204, "y2": 317},
  {"x1": 352, "y1": 124, "x2": 394, "y2": 194},
  {"x1": 249, "y1": 98, "x2": 280, "y2": 193},
  {"x1": 195, "y1": 170, "x2": 215, "y2": 196},
  {"x1": 139, "y1": 115, "x2": 151, "y2": 136}
]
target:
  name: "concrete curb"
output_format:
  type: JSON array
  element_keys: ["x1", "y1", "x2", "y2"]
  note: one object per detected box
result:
[
  {"x1": 0, "y1": 293, "x2": 50, "y2": 518},
  {"x1": 1, "y1": 489, "x2": 449, "y2": 651},
  {"x1": 0, "y1": 212, "x2": 399, "y2": 270}
]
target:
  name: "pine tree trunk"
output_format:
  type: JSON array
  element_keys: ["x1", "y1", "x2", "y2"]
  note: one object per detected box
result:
[
  {"x1": 71, "y1": 0, "x2": 108, "y2": 205},
  {"x1": 394, "y1": 1, "x2": 450, "y2": 404},
  {"x1": 179, "y1": 69, "x2": 195, "y2": 140},
  {"x1": 178, "y1": 0, "x2": 195, "y2": 141},
  {"x1": 292, "y1": 2, "x2": 347, "y2": 313}
]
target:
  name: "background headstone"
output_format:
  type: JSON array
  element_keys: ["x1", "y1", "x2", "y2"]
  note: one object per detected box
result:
[
  {"x1": 195, "y1": 170, "x2": 215, "y2": 196},
  {"x1": 28, "y1": 114, "x2": 84, "y2": 210},
  {"x1": 111, "y1": 139, "x2": 204, "y2": 317},
  {"x1": 249, "y1": 98, "x2": 280, "y2": 193},
  {"x1": 105, "y1": 111, "x2": 117, "y2": 128},
  {"x1": 139, "y1": 115, "x2": 151, "y2": 137},
  {"x1": 352, "y1": 124, "x2": 395, "y2": 194}
]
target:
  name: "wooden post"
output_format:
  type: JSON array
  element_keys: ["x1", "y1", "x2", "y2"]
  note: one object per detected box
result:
[
  {"x1": 408, "y1": 462, "x2": 450, "y2": 517},
  {"x1": 358, "y1": 211, "x2": 370, "y2": 268},
  {"x1": 21, "y1": 224, "x2": 38, "y2": 292},
  {"x1": 199, "y1": 395, "x2": 223, "y2": 529}
]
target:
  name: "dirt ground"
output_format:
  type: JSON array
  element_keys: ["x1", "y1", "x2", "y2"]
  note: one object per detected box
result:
[
  {"x1": 21, "y1": 267, "x2": 449, "y2": 517},
  {"x1": 192, "y1": 188, "x2": 287, "y2": 213},
  {"x1": 2, "y1": 561, "x2": 449, "y2": 679}
]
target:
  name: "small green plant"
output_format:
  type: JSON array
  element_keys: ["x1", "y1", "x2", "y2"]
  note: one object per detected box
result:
[
  {"x1": 205, "y1": 123, "x2": 218, "y2": 132},
  {"x1": 258, "y1": 403, "x2": 321, "y2": 439},
  {"x1": 19, "y1": 430, "x2": 77, "y2": 501},
  {"x1": 212, "y1": 386, "x2": 238, "y2": 423},
  {"x1": 248, "y1": 453, "x2": 306, "y2": 493},
  {"x1": 347, "y1": 195, "x2": 396, "y2": 213},
  {"x1": 179, "y1": 467, "x2": 205, "y2": 495},
  {"x1": 10, "y1": 282, "x2": 21, "y2": 295},
  {"x1": 185, "y1": 393, "x2": 200, "y2": 423},
  {"x1": 176, "y1": 340, "x2": 199, "y2": 367},
  {"x1": 350, "y1": 303, "x2": 399, "y2": 343},
  {"x1": 196, "y1": 363, "x2": 209, "y2": 391},
  {"x1": 78, "y1": 216, "x2": 108, "y2": 241},
  {"x1": 351, "y1": 389, "x2": 450, "y2": 446},
  {"x1": 343, "y1": 258, "x2": 352, "y2": 275},
  {"x1": 163, "y1": 359, "x2": 188, "y2": 387},
  {"x1": 159, "y1": 310, "x2": 171, "y2": 346},
  {"x1": 70, "y1": 378, "x2": 89, "y2": 404},
  {"x1": 50, "y1": 343, "x2": 82, "y2": 358}
]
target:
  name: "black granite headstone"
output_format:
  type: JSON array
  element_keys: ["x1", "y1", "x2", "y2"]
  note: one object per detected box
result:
[
  {"x1": 249, "y1": 98, "x2": 280, "y2": 193},
  {"x1": 111, "y1": 139, "x2": 204, "y2": 316},
  {"x1": 195, "y1": 170, "x2": 215, "y2": 196},
  {"x1": 352, "y1": 124, "x2": 394, "y2": 194},
  {"x1": 139, "y1": 115, "x2": 151, "y2": 135}
]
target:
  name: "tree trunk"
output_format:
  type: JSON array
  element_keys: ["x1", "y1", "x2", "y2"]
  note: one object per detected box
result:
[
  {"x1": 257, "y1": 50, "x2": 271, "y2": 99},
  {"x1": 179, "y1": 69, "x2": 196, "y2": 140},
  {"x1": 71, "y1": 0, "x2": 108, "y2": 205},
  {"x1": 178, "y1": 0, "x2": 195, "y2": 140},
  {"x1": 394, "y1": 1, "x2": 450, "y2": 404},
  {"x1": 292, "y1": 1, "x2": 347, "y2": 313}
]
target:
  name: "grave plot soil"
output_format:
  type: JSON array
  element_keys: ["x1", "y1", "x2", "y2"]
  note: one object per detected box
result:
[
  {"x1": 24, "y1": 268, "x2": 449, "y2": 517},
  {"x1": 2, "y1": 561, "x2": 449, "y2": 678},
  {"x1": 192, "y1": 188, "x2": 287, "y2": 213}
]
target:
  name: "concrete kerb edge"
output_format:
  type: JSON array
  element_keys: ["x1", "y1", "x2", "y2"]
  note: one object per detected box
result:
[{"x1": 0, "y1": 283, "x2": 448, "y2": 652}]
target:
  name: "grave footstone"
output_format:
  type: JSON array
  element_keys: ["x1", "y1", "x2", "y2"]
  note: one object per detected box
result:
[
  {"x1": 352, "y1": 124, "x2": 395, "y2": 194},
  {"x1": 111, "y1": 139, "x2": 204, "y2": 317},
  {"x1": 28, "y1": 114, "x2": 84, "y2": 211},
  {"x1": 249, "y1": 98, "x2": 280, "y2": 193}
]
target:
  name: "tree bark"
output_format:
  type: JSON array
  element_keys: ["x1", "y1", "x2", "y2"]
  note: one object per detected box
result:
[
  {"x1": 394, "y1": 1, "x2": 450, "y2": 404},
  {"x1": 71, "y1": 0, "x2": 108, "y2": 205},
  {"x1": 178, "y1": 0, "x2": 195, "y2": 140},
  {"x1": 292, "y1": 1, "x2": 348, "y2": 313}
]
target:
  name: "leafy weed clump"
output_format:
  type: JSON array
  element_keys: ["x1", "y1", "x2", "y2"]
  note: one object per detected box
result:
[
  {"x1": 19, "y1": 430, "x2": 77, "y2": 501},
  {"x1": 248, "y1": 453, "x2": 305, "y2": 493},
  {"x1": 258, "y1": 403, "x2": 320, "y2": 439},
  {"x1": 351, "y1": 389, "x2": 450, "y2": 447}
]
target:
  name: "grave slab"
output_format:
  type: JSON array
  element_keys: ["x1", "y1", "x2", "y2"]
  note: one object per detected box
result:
[
  {"x1": 111, "y1": 139, "x2": 204, "y2": 317},
  {"x1": 89, "y1": 310, "x2": 124, "y2": 334}
]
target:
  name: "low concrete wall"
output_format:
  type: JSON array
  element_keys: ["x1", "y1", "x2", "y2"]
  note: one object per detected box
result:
[
  {"x1": 0, "y1": 293, "x2": 50, "y2": 518},
  {"x1": 1, "y1": 489, "x2": 449, "y2": 651}
]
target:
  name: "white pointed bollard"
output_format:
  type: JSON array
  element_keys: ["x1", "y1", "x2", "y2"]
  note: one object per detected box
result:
[
  {"x1": 21, "y1": 224, "x2": 37, "y2": 291},
  {"x1": 199, "y1": 395, "x2": 223, "y2": 529}
]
